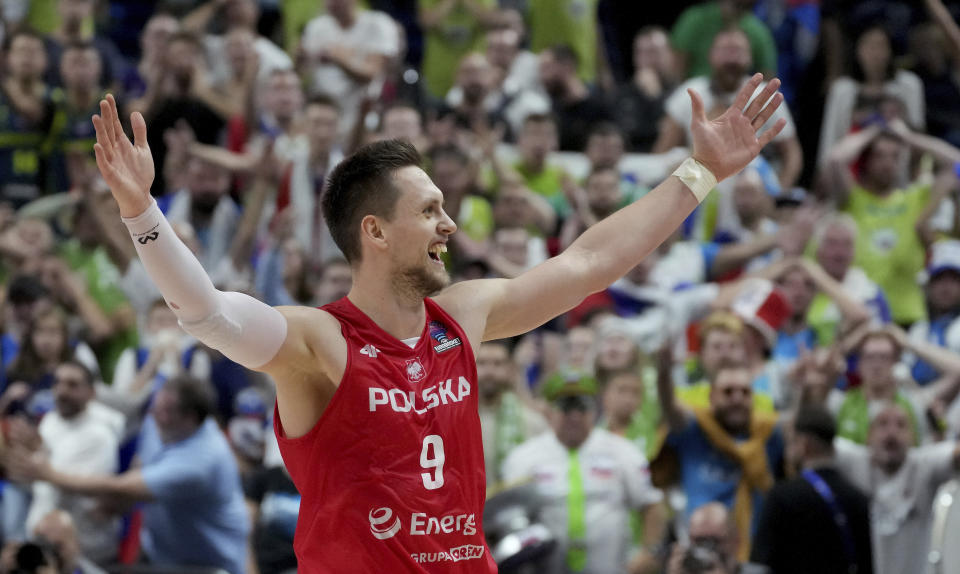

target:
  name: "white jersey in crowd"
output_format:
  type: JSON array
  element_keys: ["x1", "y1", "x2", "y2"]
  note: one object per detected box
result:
[
  {"x1": 502, "y1": 428, "x2": 663, "y2": 574},
  {"x1": 301, "y1": 10, "x2": 400, "y2": 138},
  {"x1": 27, "y1": 402, "x2": 124, "y2": 563},
  {"x1": 835, "y1": 438, "x2": 959, "y2": 574}
]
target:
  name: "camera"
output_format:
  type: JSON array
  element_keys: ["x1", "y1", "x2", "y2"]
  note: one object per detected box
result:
[
  {"x1": 682, "y1": 540, "x2": 721, "y2": 574},
  {"x1": 9, "y1": 541, "x2": 61, "y2": 574}
]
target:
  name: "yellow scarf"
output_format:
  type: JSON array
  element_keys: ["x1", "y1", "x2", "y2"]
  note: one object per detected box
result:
[{"x1": 691, "y1": 407, "x2": 777, "y2": 562}]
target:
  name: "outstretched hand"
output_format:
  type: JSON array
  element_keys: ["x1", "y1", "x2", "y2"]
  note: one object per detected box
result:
[
  {"x1": 689, "y1": 73, "x2": 786, "y2": 182},
  {"x1": 92, "y1": 94, "x2": 155, "y2": 218}
]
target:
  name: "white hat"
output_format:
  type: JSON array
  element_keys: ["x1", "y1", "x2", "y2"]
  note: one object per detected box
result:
[{"x1": 920, "y1": 240, "x2": 960, "y2": 284}]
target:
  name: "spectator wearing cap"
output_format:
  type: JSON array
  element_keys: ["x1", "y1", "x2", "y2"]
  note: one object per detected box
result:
[
  {"x1": 476, "y1": 340, "x2": 547, "y2": 486},
  {"x1": 751, "y1": 406, "x2": 874, "y2": 574},
  {"x1": 655, "y1": 28, "x2": 802, "y2": 190},
  {"x1": 656, "y1": 359, "x2": 784, "y2": 563},
  {"x1": 502, "y1": 373, "x2": 665, "y2": 574},
  {"x1": 25, "y1": 360, "x2": 124, "y2": 564},
  {"x1": 823, "y1": 119, "x2": 960, "y2": 326},
  {"x1": 807, "y1": 214, "x2": 892, "y2": 346},
  {"x1": 835, "y1": 402, "x2": 960, "y2": 574},
  {"x1": 537, "y1": 45, "x2": 613, "y2": 152},
  {"x1": 299, "y1": 0, "x2": 399, "y2": 139},
  {"x1": 9, "y1": 375, "x2": 250, "y2": 574},
  {"x1": 906, "y1": 240, "x2": 960, "y2": 385}
]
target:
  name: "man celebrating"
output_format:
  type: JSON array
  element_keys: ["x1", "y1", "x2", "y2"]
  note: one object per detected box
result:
[{"x1": 89, "y1": 71, "x2": 785, "y2": 572}]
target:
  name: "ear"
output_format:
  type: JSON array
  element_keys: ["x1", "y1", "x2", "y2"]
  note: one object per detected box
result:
[{"x1": 360, "y1": 214, "x2": 388, "y2": 253}]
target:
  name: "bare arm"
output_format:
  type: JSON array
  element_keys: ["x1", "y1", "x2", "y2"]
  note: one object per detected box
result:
[
  {"x1": 324, "y1": 47, "x2": 388, "y2": 84},
  {"x1": 438, "y1": 75, "x2": 786, "y2": 342},
  {"x1": 710, "y1": 234, "x2": 778, "y2": 277},
  {"x1": 775, "y1": 136, "x2": 803, "y2": 189},
  {"x1": 418, "y1": 0, "x2": 458, "y2": 30},
  {"x1": 655, "y1": 346, "x2": 689, "y2": 432},
  {"x1": 652, "y1": 116, "x2": 686, "y2": 154},
  {"x1": 888, "y1": 324, "x2": 960, "y2": 375},
  {"x1": 181, "y1": 0, "x2": 225, "y2": 34},
  {"x1": 824, "y1": 125, "x2": 882, "y2": 206},
  {"x1": 800, "y1": 259, "x2": 872, "y2": 325},
  {"x1": 917, "y1": 169, "x2": 957, "y2": 247},
  {"x1": 925, "y1": 0, "x2": 960, "y2": 65}
]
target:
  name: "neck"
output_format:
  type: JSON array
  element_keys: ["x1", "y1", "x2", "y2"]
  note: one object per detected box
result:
[
  {"x1": 58, "y1": 24, "x2": 85, "y2": 42},
  {"x1": 862, "y1": 177, "x2": 894, "y2": 197},
  {"x1": 803, "y1": 454, "x2": 835, "y2": 470},
  {"x1": 522, "y1": 156, "x2": 546, "y2": 173},
  {"x1": 276, "y1": 115, "x2": 295, "y2": 134},
  {"x1": 864, "y1": 382, "x2": 895, "y2": 401},
  {"x1": 783, "y1": 315, "x2": 807, "y2": 334},
  {"x1": 67, "y1": 86, "x2": 98, "y2": 109},
  {"x1": 607, "y1": 414, "x2": 632, "y2": 436},
  {"x1": 335, "y1": 11, "x2": 356, "y2": 28},
  {"x1": 310, "y1": 144, "x2": 332, "y2": 166},
  {"x1": 347, "y1": 272, "x2": 427, "y2": 340}
]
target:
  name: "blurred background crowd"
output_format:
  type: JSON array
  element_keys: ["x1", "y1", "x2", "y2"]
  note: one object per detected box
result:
[{"x1": 0, "y1": 0, "x2": 959, "y2": 573}]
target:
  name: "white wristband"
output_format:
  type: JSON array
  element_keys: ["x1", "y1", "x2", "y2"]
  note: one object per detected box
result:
[{"x1": 672, "y1": 157, "x2": 717, "y2": 203}]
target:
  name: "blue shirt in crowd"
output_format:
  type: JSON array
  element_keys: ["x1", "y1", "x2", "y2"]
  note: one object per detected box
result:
[{"x1": 138, "y1": 417, "x2": 250, "y2": 574}]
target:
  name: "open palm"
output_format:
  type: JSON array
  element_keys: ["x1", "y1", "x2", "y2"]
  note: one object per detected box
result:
[
  {"x1": 92, "y1": 94, "x2": 156, "y2": 218},
  {"x1": 689, "y1": 74, "x2": 786, "y2": 182}
]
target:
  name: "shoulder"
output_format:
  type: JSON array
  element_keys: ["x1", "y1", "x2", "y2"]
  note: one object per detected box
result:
[{"x1": 433, "y1": 278, "x2": 510, "y2": 345}]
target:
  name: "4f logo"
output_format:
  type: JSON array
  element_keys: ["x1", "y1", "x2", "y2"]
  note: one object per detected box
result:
[
  {"x1": 137, "y1": 232, "x2": 159, "y2": 244},
  {"x1": 360, "y1": 344, "x2": 380, "y2": 358}
]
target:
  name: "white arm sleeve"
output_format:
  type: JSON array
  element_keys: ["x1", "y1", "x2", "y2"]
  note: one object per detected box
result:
[{"x1": 122, "y1": 200, "x2": 287, "y2": 369}]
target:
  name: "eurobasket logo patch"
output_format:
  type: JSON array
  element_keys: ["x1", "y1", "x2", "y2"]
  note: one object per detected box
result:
[{"x1": 429, "y1": 321, "x2": 461, "y2": 354}]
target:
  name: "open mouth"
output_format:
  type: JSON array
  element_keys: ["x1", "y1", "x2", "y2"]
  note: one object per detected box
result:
[{"x1": 428, "y1": 243, "x2": 447, "y2": 264}]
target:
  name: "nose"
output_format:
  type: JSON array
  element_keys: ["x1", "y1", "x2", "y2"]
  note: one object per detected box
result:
[{"x1": 438, "y1": 208, "x2": 457, "y2": 236}]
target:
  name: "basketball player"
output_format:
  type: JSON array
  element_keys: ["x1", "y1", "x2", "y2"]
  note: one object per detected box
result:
[{"x1": 90, "y1": 73, "x2": 785, "y2": 572}]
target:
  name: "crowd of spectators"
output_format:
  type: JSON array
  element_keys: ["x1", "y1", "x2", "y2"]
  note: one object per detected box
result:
[{"x1": 0, "y1": 0, "x2": 959, "y2": 573}]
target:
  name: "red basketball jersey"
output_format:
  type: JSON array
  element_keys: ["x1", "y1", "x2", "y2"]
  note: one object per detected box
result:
[{"x1": 275, "y1": 297, "x2": 497, "y2": 573}]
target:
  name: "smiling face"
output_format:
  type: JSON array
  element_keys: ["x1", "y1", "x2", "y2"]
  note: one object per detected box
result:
[{"x1": 374, "y1": 167, "x2": 457, "y2": 298}]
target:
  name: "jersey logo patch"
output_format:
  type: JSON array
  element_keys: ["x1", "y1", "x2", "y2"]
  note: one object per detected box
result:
[
  {"x1": 369, "y1": 507, "x2": 401, "y2": 540},
  {"x1": 405, "y1": 358, "x2": 427, "y2": 382},
  {"x1": 360, "y1": 344, "x2": 380, "y2": 358},
  {"x1": 429, "y1": 321, "x2": 461, "y2": 353}
]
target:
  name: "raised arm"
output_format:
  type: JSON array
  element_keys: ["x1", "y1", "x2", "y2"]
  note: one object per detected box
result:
[
  {"x1": 823, "y1": 125, "x2": 881, "y2": 207},
  {"x1": 439, "y1": 75, "x2": 786, "y2": 341},
  {"x1": 92, "y1": 95, "x2": 345, "y2": 439}
]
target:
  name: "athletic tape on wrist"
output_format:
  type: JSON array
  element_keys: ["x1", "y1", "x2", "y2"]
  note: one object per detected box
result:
[{"x1": 672, "y1": 157, "x2": 718, "y2": 203}]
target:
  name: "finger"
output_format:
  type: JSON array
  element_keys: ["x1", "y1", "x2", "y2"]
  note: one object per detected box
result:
[
  {"x1": 131, "y1": 112, "x2": 149, "y2": 149},
  {"x1": 93, "y1": 122, "x2": 114, "y2": 163},
  {"x1": 107, "y1": 94, "x2": 129, "y2": 148},
  {"x1": 99, "y1": 99, "x2": 116, "y2": 147},
  {"x1": 758, "y1": 118, "x2": 787, "y2": 147},
  {"x1": 732, "y1": 73, "x2": 763, "y2": 112},
  {"x1": 743, "y1": 77, "x2": 780, "y2": 120},
  {"x1": 751, "y1": 93, "x2": 784, "y2": 131},
  {"x1": 94, "y1": 144, "x2": 116, "y2": 177},
  {"x1": 688, "y1": 88, "x2": 706, "y2": 123}
]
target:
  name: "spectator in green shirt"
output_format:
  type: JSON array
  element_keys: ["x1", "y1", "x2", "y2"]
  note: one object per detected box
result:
[
  {"x1": 418, "y1": 0, "x2": 498, "y2": 98},
  {"x1": 824, "y1": 120, "x2": 960, "y2": 325},
  {"x1": 670, "y1": 0, "x2": 777, "y2": 80}
]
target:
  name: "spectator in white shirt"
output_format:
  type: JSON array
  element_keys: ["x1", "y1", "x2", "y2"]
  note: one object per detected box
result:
[
  {"x1": 502, "y1": 374, "x2": 666, "y2": 574},
  {"x1": 25, "y1": 360, "x2": 124, "y2": 564},
  {"x1": 835, "y1": 402, "x2": 960, "y2": 574},
  {"x1": 300, "y1": 0, "x2": 399, "y2": 138}
]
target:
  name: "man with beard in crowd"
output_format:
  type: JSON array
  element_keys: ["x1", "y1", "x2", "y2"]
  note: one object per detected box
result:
[
  {"x1": 538, "y1": 44, "x2": 613, "y2": 152},
  {"x1": 655, "y1": 28, "x2": 801, "y2": 189}
]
